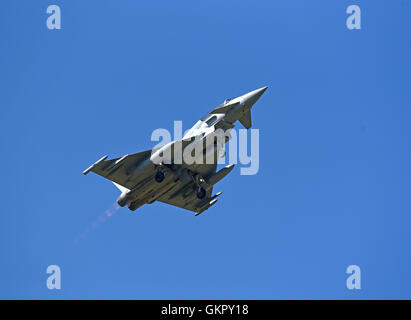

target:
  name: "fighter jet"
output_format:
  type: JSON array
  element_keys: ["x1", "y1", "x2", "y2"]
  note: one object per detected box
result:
[{"x1": 83, "y1": 86, "x2": 268, "y2": 215}]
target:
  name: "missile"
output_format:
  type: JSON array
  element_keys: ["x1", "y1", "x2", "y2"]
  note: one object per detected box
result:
[
  {"x1": 193, "y1": 192, "x2": 221, "y2": 210},
  {"x1": 83, "y1": 155, "x2": 108, "y2": 175},
  {"x1": 195, "y1": 199, "x2": 218, "y2": 216},
  {"x1": 207, "y1": 164, "x2": 235, "y2": 185},
  {"x1": 210, "y1": 191, "x2": 222, "y2": 200}
]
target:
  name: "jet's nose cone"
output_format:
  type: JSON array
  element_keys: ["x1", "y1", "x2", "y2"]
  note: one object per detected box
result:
[
  {"x1": 257, "y1": 86, "x2": 269, "y2": 93},
  {"x1": 254, "y1": 86, "x2": 268, "y2": 99},
  {"x1": 242, "y1": 86, "x2": 268, "y2": 107}
]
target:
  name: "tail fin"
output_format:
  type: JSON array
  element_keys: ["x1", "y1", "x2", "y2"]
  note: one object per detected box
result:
[{"x1": 239, "y1": 110, "x2": 252, "y2": 129}]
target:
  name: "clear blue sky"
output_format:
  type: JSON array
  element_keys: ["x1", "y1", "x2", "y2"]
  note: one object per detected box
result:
[{"x1": 1, "y1": 0, "x2": 411, "y2": 299}]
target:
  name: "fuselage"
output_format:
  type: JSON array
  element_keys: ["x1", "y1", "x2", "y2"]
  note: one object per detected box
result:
[{"x1": 86, "y1": 86, "x2": 268, "y2": 212}]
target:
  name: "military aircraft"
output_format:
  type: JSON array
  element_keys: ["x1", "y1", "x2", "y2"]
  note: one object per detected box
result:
[{"x1": 83, "y1": 86, "x2": 268, "y2": 216}]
